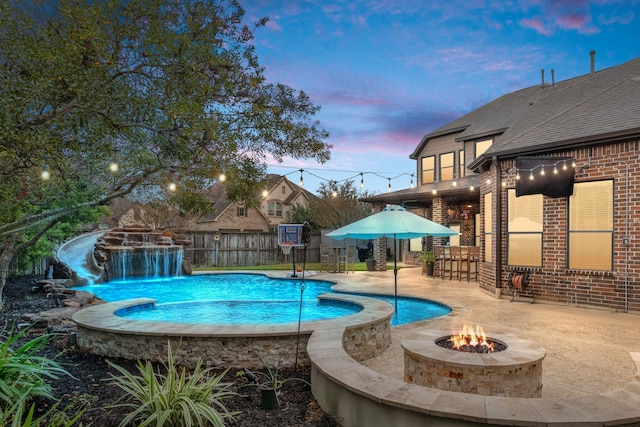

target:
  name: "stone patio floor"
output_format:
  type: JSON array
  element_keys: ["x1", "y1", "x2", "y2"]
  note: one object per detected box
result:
[{"x1": 314, "y1": 264, "x2": 640, "y2": 399}]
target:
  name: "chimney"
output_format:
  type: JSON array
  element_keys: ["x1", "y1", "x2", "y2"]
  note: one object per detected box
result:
[
  {"x1": 541, "y1": 69, "x2": 545, "y2": 88},
  {"x1": 590, "y1": 50, "x2": 596, "y2": 75},
  {"x1": 551, "y1": 69, "x2": 555, "y2": 86}
]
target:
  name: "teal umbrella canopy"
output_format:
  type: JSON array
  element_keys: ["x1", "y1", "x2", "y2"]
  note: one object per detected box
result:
[
  {"x1": 326, "y1": 205, "x2": 457, "y2": 240},
  {"x1": 326, "y1": 205, "x2": 458, "y2": 314}
]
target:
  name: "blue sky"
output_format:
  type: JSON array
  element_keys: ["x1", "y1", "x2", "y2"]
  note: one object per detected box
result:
[{"x1": 243, "y1": 0, "x2": 640, "y2": 195}]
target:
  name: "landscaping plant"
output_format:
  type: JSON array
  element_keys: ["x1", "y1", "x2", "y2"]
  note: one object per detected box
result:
[
  {"x1": 107, "y1": 342, "x2": 238, "y2": 427},
  {"x1": 0, "y1": 326, "x2": 81, "y2": 426}
]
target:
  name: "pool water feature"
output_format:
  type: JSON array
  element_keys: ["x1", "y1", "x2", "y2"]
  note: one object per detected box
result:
[{"x1": 80, "y1": 273, "x2": 450, "y2": 326}]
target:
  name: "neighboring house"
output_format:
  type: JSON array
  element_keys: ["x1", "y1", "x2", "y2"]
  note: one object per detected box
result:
[
  {"x1": 188, "y1": 174, "x2": 317, "y2": 233},
  {"x1": 364, "y1": 53, "x2": 640, "y2": 312}
]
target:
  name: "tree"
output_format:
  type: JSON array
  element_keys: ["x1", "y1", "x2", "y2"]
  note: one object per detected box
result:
[
  {"x1": 0, "y1": 0, "x2": 330, "y2": 306},
  {"x1": 310, "y1": 180, "x2": 373, "y2": 229}
]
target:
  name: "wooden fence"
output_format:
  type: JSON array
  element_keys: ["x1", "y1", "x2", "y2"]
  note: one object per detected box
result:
[{"x1": 179, "y1": 231, "x2": 321, "y2": 268}]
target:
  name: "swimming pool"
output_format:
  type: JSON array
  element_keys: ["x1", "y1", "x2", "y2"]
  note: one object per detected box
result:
[{"x1": 81, "y1": 273, "x2": 450, "y2": 326}]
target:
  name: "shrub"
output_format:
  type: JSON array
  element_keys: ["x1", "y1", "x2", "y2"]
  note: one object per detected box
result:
[
  {"x1": 107, "y1": 342, "x2": 238, "y2": 427},
  {"x1": 0, "y1": 325, "x2": 81, "y2": 426}
]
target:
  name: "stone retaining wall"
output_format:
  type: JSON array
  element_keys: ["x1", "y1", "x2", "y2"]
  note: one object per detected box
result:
[{"x1": 72, "y1": 293, "x2": 394, "y2": 369}]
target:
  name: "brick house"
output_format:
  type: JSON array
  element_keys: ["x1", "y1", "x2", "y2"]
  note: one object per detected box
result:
[
  {"x1": 364, "y1": 53, "x2": 640, "y2": 312},
  {"x1": 187, "y1": 174, "x2": 317, "y2": 233}
]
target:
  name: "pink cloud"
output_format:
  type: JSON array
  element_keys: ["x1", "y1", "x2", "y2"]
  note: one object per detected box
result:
[
  {"x1": 265, "y1": 19, "x2": 282, "y2": 32},
  {"x1": 520, "y1": 17, "x2": 554, "y2": 35}
]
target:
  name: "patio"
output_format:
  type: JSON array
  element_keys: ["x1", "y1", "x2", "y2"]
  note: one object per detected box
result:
[{"x1": 310, "y1": 264, "x2": 640, "y2": 425}]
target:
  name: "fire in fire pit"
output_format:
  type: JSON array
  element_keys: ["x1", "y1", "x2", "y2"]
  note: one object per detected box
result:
[{"x1": 436, "y1": 324, "x2": 506, "y2": 353}]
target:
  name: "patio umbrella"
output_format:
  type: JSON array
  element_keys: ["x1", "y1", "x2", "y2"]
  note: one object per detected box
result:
[{"x1": 326, "y1": 205, "x2": 458, "y2": 312}]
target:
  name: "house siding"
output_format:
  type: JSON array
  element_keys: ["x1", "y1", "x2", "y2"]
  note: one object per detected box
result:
[{"x1": 478, "y1": 140, "x2": 640, "y2": 312}]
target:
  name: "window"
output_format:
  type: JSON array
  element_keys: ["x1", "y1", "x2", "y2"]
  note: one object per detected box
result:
[
  {"x1": 268, "y1": 201, "x2": 283, "y2": 217},
  {"x1": 237, "y1": 207, "x2": 247, "y2": 217},
  {"x1": 507, "y1": 190, "x2": 543, "y2": 266},
  {"x1": 484, "y1": 192, "x2": 492, "y2": 262},
  {"x1": 568, "y1": 180, "x2": 613, "y2": 270},
  {"x1": 475, "y1": 139, "x2": 492, "y2": 159},
  {"x1": 421, "y1": 156, "x2": 435, "y2": 184},
  {"x1": 458, "y1": 150, "x2": 465, "y2": 178},
  {"x1": 440, "y1": 152, "x2": 454, "y2": 181}
]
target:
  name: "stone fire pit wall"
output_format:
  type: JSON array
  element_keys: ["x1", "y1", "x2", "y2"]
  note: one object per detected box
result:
[{"x1": 402, "y1": 331, "x2": 546, "y2": 398}]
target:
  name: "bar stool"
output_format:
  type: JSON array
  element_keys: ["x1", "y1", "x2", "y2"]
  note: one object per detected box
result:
[
  {"x1": 434, "y1": 246, "x2": 451, "y2": 279},
  {"x1": 467, "y1": 246, "x2": 480, "y2": 281}
]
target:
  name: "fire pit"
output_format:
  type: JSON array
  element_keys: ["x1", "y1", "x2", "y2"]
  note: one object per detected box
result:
[
  {"x1": 435, "y1": 323, "x2": 506, "y2": 353},
  {"x1": 402, "y1": 325, "x2": 545, "y2": 397}
]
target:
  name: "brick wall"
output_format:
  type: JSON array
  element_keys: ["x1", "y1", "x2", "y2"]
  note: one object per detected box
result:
[{"x1": 478, "y1": 140, "x2": 640, "y2": 312}]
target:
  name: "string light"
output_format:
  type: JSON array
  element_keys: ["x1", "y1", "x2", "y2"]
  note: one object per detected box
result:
[
  {"x1": 508, "y1": 158, "x2": 577, "y2": 184},
  {"x1": 262, "y1": 188, "x2": 268, "y2": 198},
  {"x1": 109, "y1": 162, "x2": 119, "y2": 173},
  {"x1": 270, "y1": 165, "x2": 415, "y2": 192},
  {"x1": 40, "y1": 165, "x2": 50, "y2": 180},
  {"x1": 168, "y1": 182, "x2": 177, "y2": 192},
  {"x1": 219, "y1": 173, "x2": 226, "y2": 182}
]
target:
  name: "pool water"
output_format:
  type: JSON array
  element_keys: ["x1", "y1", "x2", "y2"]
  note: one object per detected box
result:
[{"x1": 80, "y1": 273, "x2": 450, "y2": 326}]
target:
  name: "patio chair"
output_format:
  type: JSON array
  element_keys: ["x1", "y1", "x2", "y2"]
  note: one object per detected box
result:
[
  {"x1": 338, "y1": 245, "x2": 356, "y2": 274},
  {"x1": 319, "y1": 244, "x2": 333, "y2": 272}
]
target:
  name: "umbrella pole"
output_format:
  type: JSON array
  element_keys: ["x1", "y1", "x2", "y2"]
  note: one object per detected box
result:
[{"x1": 394, "y1": 235, "x2": 398, "y2": 313}]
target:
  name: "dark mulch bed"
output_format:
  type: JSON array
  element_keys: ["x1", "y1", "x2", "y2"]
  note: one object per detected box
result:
[{"x1": 1, "y1": 275, "x2": 341, "y2": 426}]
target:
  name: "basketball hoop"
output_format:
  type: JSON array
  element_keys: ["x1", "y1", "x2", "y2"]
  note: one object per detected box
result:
[{"x1": 280, "y1": 243, "x2": 293, "y2": 255}]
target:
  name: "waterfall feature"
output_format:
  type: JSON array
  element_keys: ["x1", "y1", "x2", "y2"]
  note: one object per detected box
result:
[
  {"x1": 95, "y1": 226, "x2": 190, "y2": 281},
  {"x1": 106, "y1": 246, "x2": 184, "y2": 280}
]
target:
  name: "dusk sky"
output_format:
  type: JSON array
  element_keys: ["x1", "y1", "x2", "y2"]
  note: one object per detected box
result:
[{"x1": 243, "y1": 1, "x2": 640, "y2": 195}]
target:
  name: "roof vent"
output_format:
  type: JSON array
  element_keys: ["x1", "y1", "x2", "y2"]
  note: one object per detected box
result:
[
  {"x1": 551, "y1": 69, "x2": 555, "y2": 86},
  {"x1": 590, "y1": 50, "x2": 596, "y2": 75},
  {"x1": 540, "y1": 69, "x2": 545, "y2": 88}
]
